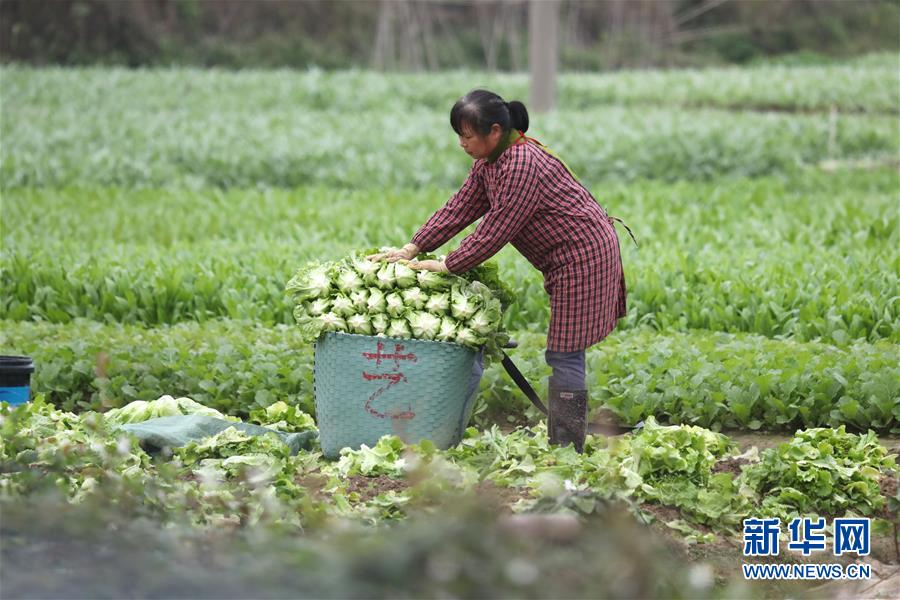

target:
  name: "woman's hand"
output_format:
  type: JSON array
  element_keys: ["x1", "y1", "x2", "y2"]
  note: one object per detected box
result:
[
  {"x1": 367, "y1": 243, "x2": 419, "y2": 263},
  {"x1": 407, "y1": 259, "x2": 448, "y2": 273}
]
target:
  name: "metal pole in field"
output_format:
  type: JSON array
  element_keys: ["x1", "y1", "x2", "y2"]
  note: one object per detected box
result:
[{"x1": 529, "y1": 0, "x2": 560, "y2": 112}]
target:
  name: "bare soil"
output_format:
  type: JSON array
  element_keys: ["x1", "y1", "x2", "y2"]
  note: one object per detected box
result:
[
  {"x1": 345, "y1": 474, "x2": 408, "y2": 502},
  {"x1": 712, "y1": 456, "x2": 751, "y2": 477}
]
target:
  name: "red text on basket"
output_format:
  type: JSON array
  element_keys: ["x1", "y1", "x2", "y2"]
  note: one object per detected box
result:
[{"x1": 362, "y1": 342, "x2": 418, "y2": 420}]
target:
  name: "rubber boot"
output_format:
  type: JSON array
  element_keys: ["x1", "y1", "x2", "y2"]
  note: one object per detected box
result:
[{"x1": 548, "y1": 388, "x2": 588, "y2": 453}]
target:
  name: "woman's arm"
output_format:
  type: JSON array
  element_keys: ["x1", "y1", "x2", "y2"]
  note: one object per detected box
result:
[
  {"x1": 444, "y1": 147, "x2": 541, "y2": 274},
  {"x1": 410, "y1": 165, "x2": 489, "y2": 253}
]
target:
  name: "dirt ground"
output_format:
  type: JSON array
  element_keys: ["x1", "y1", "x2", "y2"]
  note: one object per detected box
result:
[
  {"x1": 726, "y1": 430, "x2": 900, "y2": 455},
  {"x1": 506, "y1": 420, "x2": 900, "y2": 598},
  {"x1": 317, "y1": 421, "x2": 899, "y2": 598}
]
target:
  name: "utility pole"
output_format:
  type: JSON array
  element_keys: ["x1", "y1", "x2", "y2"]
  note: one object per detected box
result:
[{"x1": 529, "y1": 0, "x2": 560, "y2": 112}]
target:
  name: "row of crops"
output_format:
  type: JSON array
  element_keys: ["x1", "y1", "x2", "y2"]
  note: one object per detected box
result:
[
  {"x1": 3, "y1": 107, "x2": 894, "y2": 188},
  {"x1": 5, "y1": 54, "x2": 897, "y2": 113},
  {"x1": 4, "y1": 171, "x2": 898, "y2": 346},
  {"x1": 3, "y1": 320, "x2": 897, "y2": 432},
  {"x1": 2, "y1": 66, "x2": 899, "y2": 189},
  {"x1": 2, "y1": 57, "x2": 898, "y2": 594}
]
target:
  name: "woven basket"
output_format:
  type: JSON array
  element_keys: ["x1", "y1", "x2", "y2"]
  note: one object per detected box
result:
[{"x1": 314, "y1": 332, "x2": 477, "y2": 459}]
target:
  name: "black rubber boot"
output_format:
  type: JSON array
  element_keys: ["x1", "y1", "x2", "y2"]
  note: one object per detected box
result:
[{"x1": 548, "y1": 388, "x2": 588, "y2": 453}]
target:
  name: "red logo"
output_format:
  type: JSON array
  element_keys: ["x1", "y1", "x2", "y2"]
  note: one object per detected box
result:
[{"x1": 362, "y1": 342, "x2": 417, "y2": 420}]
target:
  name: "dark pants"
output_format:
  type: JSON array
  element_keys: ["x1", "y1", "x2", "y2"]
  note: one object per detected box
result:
[
  {"x1": 464, "y1": 348, "x2": 588, "y2": 408},
  {"x1": 545, "y1": 349, "x2": 587, "y2": 390},
  {"x1": 464, "y1": 350, "x2": 485, "y2": 407}
]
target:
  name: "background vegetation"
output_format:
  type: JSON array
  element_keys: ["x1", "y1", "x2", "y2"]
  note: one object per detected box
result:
[{"x1": 2, "y1": 0, "x2": 898, "y2": 70}]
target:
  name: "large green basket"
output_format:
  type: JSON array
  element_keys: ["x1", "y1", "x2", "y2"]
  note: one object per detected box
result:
[{"x1": 314, "y1": 332, "x2": 478, "y2": 459}]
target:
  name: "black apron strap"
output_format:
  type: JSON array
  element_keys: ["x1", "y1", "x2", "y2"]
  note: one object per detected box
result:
[{"x1": 501, "y1": 351, "x2": 548, "y2": 415}]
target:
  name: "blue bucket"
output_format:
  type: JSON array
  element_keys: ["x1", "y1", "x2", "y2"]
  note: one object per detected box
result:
[
  {"x1": 314, "y1": 332, "x2": 477, "y2": 459},
  {"x1": 0, "y1": 355, "x2": 35, "y2": 406}
]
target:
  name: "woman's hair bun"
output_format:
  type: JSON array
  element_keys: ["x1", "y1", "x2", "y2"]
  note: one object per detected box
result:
[{"x1": 507, "y1": 100, "x2": 529, "y2": 133}]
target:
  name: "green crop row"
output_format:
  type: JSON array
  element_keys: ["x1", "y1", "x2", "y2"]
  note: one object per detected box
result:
[
  {"x1": 4, "y1": 172, "x2": 897, "y2": 344},
  {"x1": 2, "y1": 319, "x2": 896, "y2": 432},
  {"x1": 479, "y1": 331, "x2": 898, "y2": 434},
  {"x1": 0, "y1": 319, "x2": 316, "y2": 418},
  {"x1": 3, "y1": 58, "x2": 896, "y2": 114},
  {"x1": 561, "y1": 58, "x2": 900, "y2": 114},
  {"x1": 5, "y1": 170, "x2": 896, "y2": 250},
  {"x1": 588, "y1": 331, "x2": 899, "y2": 433},
  {"x1": 5, "y1": 240, "x2": 895, "y2": 345},
  {"x1": 2, "y1": 69, "x2": 897, "y2": 189}
]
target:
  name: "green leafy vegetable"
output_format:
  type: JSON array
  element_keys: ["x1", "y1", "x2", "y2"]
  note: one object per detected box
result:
[
  {"x1": 392, "y1": 262, "x2": 417, "y2": 288},
  {"x1": 286, "y1": 263, "x2": 332, "y2": 302},
  {"x1": 105, "y1": 395, "x2": 229, "y2": 425},
  {"x1": 366, "y1": 288, "x2": 386, "y2": 314},
  {"x1": 424, "y1": 291, "x2": 450, "y2": 314},
  {"x1": 285, "y1": 252, "x2": 508, "y2": 352},
  {"x1": 375, "y1": 263, "x2": 396, "y2": 290},
  {"x1": 387, "y1": 318, "x2": 412, "y2": 339},
  {"x1": 400, "y1": 287, "x2": 427, "y2": 309},
  {"x1": 347, "y1": 314, "x2": 373, "y2": 335},
  {"x1": 248, "y1": 401, "x2": 317, "y2": 434},
  {"x1": 336, "y1": 268, "x2": 364, "y2": 293},
  {"x1": 739, "y1": 425, "x2": 897, "y2": 520},
  {"x1": 436, "y1": 316, "x2": 459, "y2": 342},
  {"x1": 330, "y1": 295, "x2": 354, "y2": 317},
  {"x1": 408, "y1": 311, "x2": 442, "y2": 340},
  {"x1": 385, "y1": 292, "x2": 405, "y2": 317}
]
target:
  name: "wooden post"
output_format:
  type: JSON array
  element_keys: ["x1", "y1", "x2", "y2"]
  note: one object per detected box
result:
[{"x1": 529, "y1": 0, "x2": 559, "y2": 112}]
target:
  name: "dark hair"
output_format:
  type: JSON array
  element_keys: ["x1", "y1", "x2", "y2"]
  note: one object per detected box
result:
[{"x1": 450, "y1": 89, "x2": 529, "y2": 136}]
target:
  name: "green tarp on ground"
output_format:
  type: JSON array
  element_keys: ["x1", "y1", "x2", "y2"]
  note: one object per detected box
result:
[{"x1": 121, "y1": 415, "x2": 317, "y2": 455}]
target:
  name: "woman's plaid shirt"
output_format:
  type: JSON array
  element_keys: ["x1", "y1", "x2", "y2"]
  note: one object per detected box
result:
[{"x1": 411, "y1": 140, "x2": 627, "y2": 352}]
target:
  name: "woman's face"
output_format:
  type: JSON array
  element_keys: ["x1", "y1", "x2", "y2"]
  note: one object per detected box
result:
[{"x1": 458, "y1": 122, "x2": 503, "y2": 159}]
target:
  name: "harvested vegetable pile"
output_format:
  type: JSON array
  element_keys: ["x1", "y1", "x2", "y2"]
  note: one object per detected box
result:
[
  {"x1": 285, "y1": 252, "x2": 510, "y2": 353},
  {"x1": 4, "y1": 398, "x2": 894, "y2": 543},
  {"x1": 741, "y1": 426, "x2": 896, "y2": 520},
  {"x1": 104, "y1": 394, "x2": 231, "y2": 424}
]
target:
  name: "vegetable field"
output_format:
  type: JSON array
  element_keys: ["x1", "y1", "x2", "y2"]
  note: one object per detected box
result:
[{"x1": 2, "y1": 58, "x2": 899, "y2": 598}]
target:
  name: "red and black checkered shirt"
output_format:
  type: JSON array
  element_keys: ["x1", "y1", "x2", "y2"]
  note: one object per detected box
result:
[{"x1": 411, "y1": 139, "x2": 627, "y2": 352}]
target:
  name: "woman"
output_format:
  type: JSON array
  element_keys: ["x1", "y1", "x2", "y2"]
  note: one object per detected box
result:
[{"x1": 370, "y1": 89, "x2": 630, "y2": 453}]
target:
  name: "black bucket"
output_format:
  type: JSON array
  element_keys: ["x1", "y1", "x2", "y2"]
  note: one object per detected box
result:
[{"x1": 0, "y1": 355, "x2": 35, "y2": 406}]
